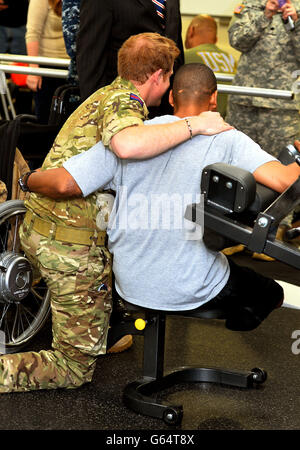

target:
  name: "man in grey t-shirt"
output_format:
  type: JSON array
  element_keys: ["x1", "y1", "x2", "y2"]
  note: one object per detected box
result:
[{"x1": 29, "y1": 64, "x2": 300, "y2": 330}]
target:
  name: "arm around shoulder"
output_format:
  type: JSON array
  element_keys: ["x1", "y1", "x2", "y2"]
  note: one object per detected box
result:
[
  {"x1": 110, "y1": 112, "x2": 233, "y2": 160},
  {"x1": 27, "y1": 168, "x2": 83, "y2": 199}
]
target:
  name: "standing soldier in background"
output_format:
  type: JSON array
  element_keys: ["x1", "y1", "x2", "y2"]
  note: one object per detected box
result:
[
  {"x1": 185, "y1": 14, "x2": 237, "y2": 118},
  {"x1": 226, "y1": 0, "x2": 300, "y2": 158},
  {"x1": 226, "y1": 0, "x2": 300, "y2": 248}
]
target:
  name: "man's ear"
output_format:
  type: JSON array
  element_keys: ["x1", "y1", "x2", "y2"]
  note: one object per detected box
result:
[
  {"x1": 185, "y1": 25, "x2": 194, "y2": 49},
  {"x1": 169, "y1": 89, "x2": 174, "y2": 107},
  {"x1": 209, "y1": 90, "x2": 218, "y2": 111},
  {"x1": 150, "y1": 69, "x2": 163, "y2": 85}
]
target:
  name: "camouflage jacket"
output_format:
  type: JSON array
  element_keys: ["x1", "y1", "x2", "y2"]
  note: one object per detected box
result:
[
  {"x1": 228, "y1": 0, "x2": 300, "y2": 109},
  {"x1": 25, "y1": 77, "x2": 148, "y2": 229},
  {"x1": 0, "y1": 180, "x2": 7, "y2": 203}
]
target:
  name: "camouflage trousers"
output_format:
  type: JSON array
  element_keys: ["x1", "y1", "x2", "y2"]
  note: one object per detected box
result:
[
  {"x1": 226, "y1": 102, "x2": 300, "y2": 158},
  {"x1": 0, "y1": 222, "x2": 112, "y2": 393}
]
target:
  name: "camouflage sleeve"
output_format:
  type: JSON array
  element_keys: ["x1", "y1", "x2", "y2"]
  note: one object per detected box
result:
[
  {"x1": 290, "y1": 6, "x2": 300, "y2": 62},
  {"x1": 0, "y1": 180, "x2": 7, "y2": 203},
  {"x1": 101, "y1": 90, "x2": 147, "y2": 149},
  {"x1": 228, "y1": 1, "x2": 272, "y2": 53}
]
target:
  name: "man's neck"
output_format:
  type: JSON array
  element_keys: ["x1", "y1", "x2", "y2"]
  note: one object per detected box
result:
[
  {"x1": 130, "y1": 79, "x2": 152, "y2": 106},
  {"x1": 174, "y1": 105, "x2": 208, "y2": 118},
  {"x1": 187, "y1": 37, "x2": 216, "y2": 48}
]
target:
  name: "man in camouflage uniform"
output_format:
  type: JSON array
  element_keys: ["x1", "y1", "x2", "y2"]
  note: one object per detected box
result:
[
  {"x1": 0, "y1": 180, "x2": 7, "y2": 203},
  {"x1": 227, "y1": 0, "x2": 300, "y2": 158},
  {"x1": 185, "y1": 14, "x2": 237, "y2": 118},
  {"x1": 0, "y1": 33, "x2": 230, "y2": 393}
]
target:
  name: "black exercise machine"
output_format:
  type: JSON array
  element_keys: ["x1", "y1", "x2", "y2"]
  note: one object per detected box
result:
[{"x1": 108, "y1": 147, "x2": 300, "y2": 426}]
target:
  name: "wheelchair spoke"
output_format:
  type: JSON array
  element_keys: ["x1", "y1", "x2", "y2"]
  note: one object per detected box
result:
[
  {"x1": 12, "y1": 304, "x2": 34, "y2": 343},
  {"x1": 0, "y1": 201, "x2": 51, "y2": 352}
]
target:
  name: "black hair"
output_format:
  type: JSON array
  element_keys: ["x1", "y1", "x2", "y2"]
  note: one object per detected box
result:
[{"x1": 172, "y1": 63, "x2": 217, "y2": 107}]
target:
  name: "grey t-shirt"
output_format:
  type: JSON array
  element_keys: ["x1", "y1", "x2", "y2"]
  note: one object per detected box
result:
[{"x1": 63, "y1": 115, "x2": 276, "y2": 311}]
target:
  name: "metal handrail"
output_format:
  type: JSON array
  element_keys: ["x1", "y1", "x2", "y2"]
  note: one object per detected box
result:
[
  {"x1": 217, "y1": 84, "x2": 294, "y2": 100},
  {"x1": 0, "y1": 53, "x2": 70, "y2": 67},
  {"x1": 215, "y1": 73, "x2": 295, "y2": 99},
  {"x1": 215, "y1": 73, "x2": 234, "y2": 82},
  {"x1": 0, "y1": 59, "x2": 295, "y2": 99},
  {"x1": 0, "y1": 64, "x2": 68, "y2": 79}
]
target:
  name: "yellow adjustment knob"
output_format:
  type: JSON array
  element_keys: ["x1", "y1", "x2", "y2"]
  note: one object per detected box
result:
[{"x1": 135, "y1": 318, "x2": 146, "y2": 330}]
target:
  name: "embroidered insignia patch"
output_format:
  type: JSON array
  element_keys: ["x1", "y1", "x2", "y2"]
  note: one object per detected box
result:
[
  {"x1": 234, "y1": 4, "x2": 245, "y2": 14},
  {"x1": 130, "y1": 93, "x2": 144, "y2": 107}
]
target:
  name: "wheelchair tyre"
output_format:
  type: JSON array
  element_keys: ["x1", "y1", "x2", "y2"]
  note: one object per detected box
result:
[{"x1": 0, "y1": 200, "x2": 50, "y2": 353}]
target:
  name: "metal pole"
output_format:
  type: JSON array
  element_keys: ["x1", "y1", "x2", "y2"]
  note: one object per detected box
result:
[
  {"x1": 0, "y1": 70, "x2": 16, "y2": 119},
  {"x1": 215, "y1": 73, "x2": 234, "y2": 82},
  {"x1": 0, "y1": 64, "x2": 68, "y2": 79},
  {"x1": 0, "y1": 61, "x2": 294, "y2": 99},
  {"x1": 0, "y1": 54, "x2": 70, "y2": 67},
  {"x1": 217, "y1": 83, "x2": 294, "y2": 100}
]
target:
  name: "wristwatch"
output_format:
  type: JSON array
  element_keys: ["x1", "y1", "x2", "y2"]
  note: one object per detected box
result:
[{"x1": 18, "y1": 170, "x2": 36, "y2": 192}]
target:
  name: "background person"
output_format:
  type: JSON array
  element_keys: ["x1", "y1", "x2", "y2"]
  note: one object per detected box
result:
[
  {"x1": 226, "y1": 0, "x2": 300, "y2": 158},
  {"x1": 76, "y1": 0, "x2": 184, "y2": 115},
  {"x1": 184, "y1": 14, "x2": 237, "y2": 118},
  {"x1": 25, "y1": 0, "x2": 68, "y2": 123},
  {"x1": 226, "y1": 0, "x2": 300, "y2": 251},
  {"x1": 0, "y1": 0, "x2": 28, "y2": 55}
]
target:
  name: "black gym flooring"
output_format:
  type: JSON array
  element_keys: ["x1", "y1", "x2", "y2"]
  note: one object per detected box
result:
[{"x1": 0, "y1": 251, "x2": 299, "y2": 436}]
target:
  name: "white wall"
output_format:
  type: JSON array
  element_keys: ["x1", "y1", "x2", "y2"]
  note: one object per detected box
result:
[{"x1": 180, "y1": 0, "x2": 237, "y2": 17}]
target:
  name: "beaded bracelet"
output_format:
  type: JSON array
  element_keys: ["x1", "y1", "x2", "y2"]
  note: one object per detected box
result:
[{"x1": 184, "y1": 118, "x2": 193, "y2": 139}]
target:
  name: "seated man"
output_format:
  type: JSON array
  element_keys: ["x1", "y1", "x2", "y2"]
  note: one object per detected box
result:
[{"x1": 28, "y1": 64, "x2": 300, "y2": 334}]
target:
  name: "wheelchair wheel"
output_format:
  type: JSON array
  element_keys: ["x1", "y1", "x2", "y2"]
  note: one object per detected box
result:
[{"x1": 0, "y1": 200, "x2": 50, "y2": 353}]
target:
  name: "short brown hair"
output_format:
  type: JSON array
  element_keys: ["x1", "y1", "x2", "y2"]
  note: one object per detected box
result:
[{"x1": 118, "y1": 33, "x2": 180, "y2": 83}]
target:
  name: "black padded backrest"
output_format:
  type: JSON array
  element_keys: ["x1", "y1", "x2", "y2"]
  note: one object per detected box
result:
[
  {"x1": 201, "y1": 163, "x2": 257, "y2": 214},
  {"x1": 247, "y1": 183, "x2": 279, "y2": 215},
  {"x1": 0, "y1": 119, "x2": 20, "y2": 200},
  {"x1": 48, "y1": 85, "x2": 81, "y2": 128},
  {"x1": 201, "y1": 163, "x2": 279, "y2": 216}
]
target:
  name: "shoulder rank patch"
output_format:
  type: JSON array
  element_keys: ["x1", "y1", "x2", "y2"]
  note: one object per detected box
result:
[
  {"x1": 130, "y1": 93, "x2": 144, "y2": 107},
  {"x1": 234, "y1": 4, "x2": 245, "y2": 14}
]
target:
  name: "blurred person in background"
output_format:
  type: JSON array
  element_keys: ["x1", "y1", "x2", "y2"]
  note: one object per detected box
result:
[
  {"x1": 185, "y1": 14, "x2": 237, "y2": 118},
  {"x1": 227, "y1": 0, "x2": 300, "y2": 158},
  {"x1": 226, "y1": 0, "x2": 300, "y2": 252},
  {"x1": 76, "y1": 0, "x2": 184, "y2": 115},
  {"x1": 0, "y1": 0, "x2": 28, "y2": 55},
  {"x1": 25, "y1": 0, "x2": 68, "y2": 123}
]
